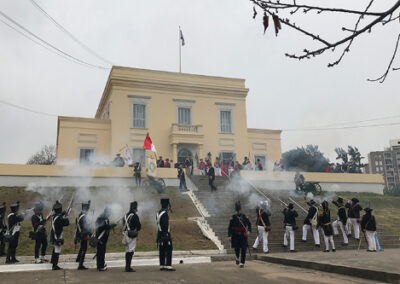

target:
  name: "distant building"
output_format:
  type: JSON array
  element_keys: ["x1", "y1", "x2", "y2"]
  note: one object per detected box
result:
[
  {"x1": 368, "y1": 139, "x2": 400, "y2": 190},
  {"x1": 56, "y1": 66, "x2": 282, "y2": 168}
]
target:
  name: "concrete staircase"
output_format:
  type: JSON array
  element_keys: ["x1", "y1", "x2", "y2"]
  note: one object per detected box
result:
[{"x1": 189, "y1": 175, "x2": 400, "y2": 254}]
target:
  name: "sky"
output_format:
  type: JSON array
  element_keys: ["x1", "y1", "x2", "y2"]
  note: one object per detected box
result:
[{"x1": 0, "y1": 0, "x2": 399, "y2": 164}]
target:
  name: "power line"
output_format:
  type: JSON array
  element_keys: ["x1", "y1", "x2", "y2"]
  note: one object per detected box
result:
[
  {"x1": 29, "y1": 0, "x2": 113, "y2": 66},
  {"x1": 317, "y1": 114, "x2": 400, "y2": 128},
  {"x1": 283, "y1": 121, "x2": 400, "y2": 132},
  {"x1": 0, "y1": 10, "x2": 110, "y2": 70},
  {"x1": 0, "y1": 99, "x2": 58, "y2": 117}
]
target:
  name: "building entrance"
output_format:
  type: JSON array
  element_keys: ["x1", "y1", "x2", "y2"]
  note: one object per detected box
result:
[{"x1": 177, "y1": 148, "x2": 192, "y2": 164}]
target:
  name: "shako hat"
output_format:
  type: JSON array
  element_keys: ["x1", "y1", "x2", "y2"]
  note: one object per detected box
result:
[
  {"x1": 234, "y1": 201, "x2": 241, "y2": 212},
  {"x1": 160, "y1": 198, "x2": 170, "y2": 209},
  {"x1": 351, "y1": 197, "x2": 359, "y2": 203},
  {"x1": 53, "y1": 201, "x2": 62, "y2": 213},
  {"x1": 130, "y1": 201, "x2": 138, "y2": 212},
  {"x1": 82, "y1": 200, "x2": 91, "y2": 211},
  {"x1": 364, "y1": 207, "x2": 373, "y2": 213},
  {"x1": 34, "y1": 201, "x2": 44, "y2": 211},
  {"x1": 288, "y1": 203, "x2": 294, "y2": 209},
  {"x1": 10, "y1": 201, "x2": 20, "y2": 212}
]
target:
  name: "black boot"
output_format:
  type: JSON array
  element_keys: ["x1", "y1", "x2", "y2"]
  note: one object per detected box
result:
[
  {"x1": 52, "y1": 253, "x2": 61, "y2": 270},
  {"x1": 76, "y1": 251, "x2": 81, "y2": 263},
  {"x1": 0, "y1": 243, "x2": 5, "y2": 256},
  {"x1": 50, "y1": 249, "x2": 55, "y2": 264},
  {"x1": 78, "y1": 253, "x2": 88, "y2": 270},
  {"x1": 125, "y1": 252, "x2": 135, "y2": 272},
  {"x1": 5, "y1": 250, "x2": 12, "y2": 264}
]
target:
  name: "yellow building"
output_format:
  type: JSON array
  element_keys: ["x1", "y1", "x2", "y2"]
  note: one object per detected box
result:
[{"x1": 56, "y1": 66, "x2": 282, "y2": 168}]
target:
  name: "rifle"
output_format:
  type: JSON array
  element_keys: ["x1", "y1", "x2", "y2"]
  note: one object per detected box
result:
[{"x1": 64, "y1": 194, "x2": 75, "y2": 217}]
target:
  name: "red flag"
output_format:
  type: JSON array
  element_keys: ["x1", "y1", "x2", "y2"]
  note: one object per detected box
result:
[{"x1": 143, "y1": 134, "x2": 152, "y2": 150}]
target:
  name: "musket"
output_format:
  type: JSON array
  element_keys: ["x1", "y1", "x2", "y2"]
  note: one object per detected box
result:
[
  {"x1": 288, "y1": 197, "x2": 308, "y2": 214},
  {"x1": 65, "y1": 194, "x2": 75, "y2": 217}
]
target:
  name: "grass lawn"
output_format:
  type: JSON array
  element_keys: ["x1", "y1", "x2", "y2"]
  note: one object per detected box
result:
[
  {"x1": 293, "y1": 191, "x2": 400, "y2": 239},
  {"x1": 0, "y1": 186, "x2": 216, "y2": 257}
]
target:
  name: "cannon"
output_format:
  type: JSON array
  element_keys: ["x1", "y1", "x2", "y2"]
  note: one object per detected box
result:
[
  {"x1": 141, "y1": 175, "x2": 166, "y2": 193},
  {"x1": 296, "y1": 182, "x2": 322, "y2": 195}
]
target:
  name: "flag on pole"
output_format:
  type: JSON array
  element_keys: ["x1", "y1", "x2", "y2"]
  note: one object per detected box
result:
[
  {"x1": 143, "y1": 133, "x2": 157, "y2": 153},
  {"x1": 179, "y1": 27, "x2": 185, "y2": 46}
]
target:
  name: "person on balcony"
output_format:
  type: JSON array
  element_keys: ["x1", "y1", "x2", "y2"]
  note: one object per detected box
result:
[{"x1": 199, "y1": 159, "x2": 206, "y2": 175}]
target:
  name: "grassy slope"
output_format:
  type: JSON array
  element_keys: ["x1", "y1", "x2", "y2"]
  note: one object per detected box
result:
[
  {"x1": 0, "y1": 187, "x2": 216, "y2": 256},
  {"x1": 301, "y1": 192, "x2": 400, "y2": 239}
]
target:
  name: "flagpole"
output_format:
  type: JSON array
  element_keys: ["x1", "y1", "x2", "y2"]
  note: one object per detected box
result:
[{"x1": 179, "y1": 26, "x2": 182, "y2": 73}]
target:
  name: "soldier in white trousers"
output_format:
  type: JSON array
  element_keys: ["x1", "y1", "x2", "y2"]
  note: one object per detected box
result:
[
  {"x1": 282, "y1": 203, "x2": 298, "y2": 252},
  {"x1": 345, "y1": 198, "x2": 363, "y2": 240},
  {"x1": 361, "y1": 208, "x2": 377, "y2": 252},
  {"x1": 318, "y1": 201, "x2": 335, "y2": 252},
  {"x1": 302, "y1": 200, "x2": 320, "y2": 247},
  {"x1": 332, "y1": 197, "x2": 348, "y2": 245},
  {"x1": 252, "y1": 201, "x2": 271, "y2": 253}
]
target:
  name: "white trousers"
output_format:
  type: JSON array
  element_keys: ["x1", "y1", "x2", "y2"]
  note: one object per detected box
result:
[
  {"x1": 347, "y1": 218, "x2": 360, "y2": 239},
  {"x1": 215, "y1": 168, "x2": 221, "y2": 176},
  {"x1": 54, "y1": 245, "x2": 61, "y2": 254},
  {"x1": 200, "y1": 169, "x2": 206, "y2": 176},
  {"x1": 228, "y1": 168, "x2": 234, "y2": 176},
  {"x1": 332, "y1": 220, "x2": 348, "y2": 244},
  {"x1": 302, "y1": 224, "x2": 320, "y2": 245},
  {"x1": 253, "y1": 225, "x2": 269, "y2": 252},
  {"x1": 283, "y1": 225, "x2": 295, "y2": 251},
  {"x1": 124, "y1": 233, "x2": 137, "y2": 253},
  {"x1": 323, "y1": 233, "x2": 335, "y2": 251},
  {"x1": 366, "y1": 230, "x2": 377, "y2": 251}
]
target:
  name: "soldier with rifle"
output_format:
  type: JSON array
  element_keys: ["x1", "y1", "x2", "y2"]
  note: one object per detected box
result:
[
  {"x1": 6, "y1": 201, "x2": 29, "y2": 264},
  {"x1": 345, "y1": 198, "x2": 363, "y2": 240},
  {"x1": 228, "y1": 201, "x2": 251, "y2": 268},
  {"x1": 332, "y1": 197, "x2": 349, "y2": 245},
  {"x1": 301, "y1": 200, "x2": 320, "y2": 247},
  {"x1": 50, "y1": 200, "x2": 71, "y2": 270},
  {"x1": 75, "y1": 200, "x2": 91, "y2": 270},
  {"x1": 252, "y1": 201, "x2": 271, "y2": 253},
  {"x1": 123, "y1": 201, "x2": 141, "y2": 272},
  {"x1": 0, "y1": 203, "x2": 6, "y2": 257},
  {"x1": 157, "y1": 198, "x2": 175, "y2": 271},
  {"x1": 31, "y1": 202, "x2": 48, "y2": 263},
  {"x1": 317, "y1": 201, "x2": 336, "y2": 252},
  {"x1": 95, "y1": 207, "x2": 116, "y2": 271},
  {"x1": 282, "y1": 203, "x2": 298, "y2": 252}
]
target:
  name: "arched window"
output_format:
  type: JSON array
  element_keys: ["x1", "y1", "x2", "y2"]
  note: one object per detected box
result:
[{"x1": 178, "y1": 148, "x2": 192, "y2": 164}]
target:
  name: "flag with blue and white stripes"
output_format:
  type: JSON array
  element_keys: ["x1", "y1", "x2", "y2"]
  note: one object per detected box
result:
[{"x1": 180, "y1": 28, "x2": 185, "y2": 46}]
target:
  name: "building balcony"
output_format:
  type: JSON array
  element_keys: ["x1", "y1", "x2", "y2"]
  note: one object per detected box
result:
[{"x1": 169, "y1": 123, "x2": 204, "y2": 145}]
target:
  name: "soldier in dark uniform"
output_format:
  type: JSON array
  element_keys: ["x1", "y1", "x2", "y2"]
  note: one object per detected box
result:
[
  {"x1": 133, "y1": 162, "x2": 142, "y2": 187},
  {"x1": 332, "y1": 197, "x2": 348, "y2": 245},
  {"x1": 282, "y1": 203, "x2": 298, "y2": 252},
  {"x1": 75, "y1": 201, "x2": 91, "y2": 270},
  {"x1": 361, "y1": 208, "x2": 377, "y2": 252},
  {"x1": 317, "y1": 201, "x2": 335, "y2": 252},
  {"x1": 6, "y1": 202, "x2": 26, "y2": 264},
  {"x1": 95, "y1": 207, "x2": 116, "y2": 271},
  {"x1": 207, "y1": 165, "x2": 217, "y2": 191},
  {"x1": 0, "y1": 203, "x2": 6, "y2": 257},
  {"x1": 177, "y1": 163, "x2": 188, "y2": 192},
  {"x1": 123, "y1": 201, "x2": 141, "y2": 272},
  {"x1": 157, "y1": 198, "x2": 175, "y2": 271},
  {"x1": 301, "y1": 200, "x2": 320, "y2": 247},
  {"x1": 228, "y1": 201, "x2": 251, "y2": 268},
  {"x1": 49, "y1": 201, "x2": 70, "y2": 270},
  {"x1": 31, "y1": 202, "x2": 48, "y2": 263},
  {"x1": 345, "y1": 197, "x2": 362, "y2": 240}
]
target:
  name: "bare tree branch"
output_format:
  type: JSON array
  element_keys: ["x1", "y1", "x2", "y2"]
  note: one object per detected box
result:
[
  {"x1": 367, "y1": 33, "x2": 400, "y2": 83},
  {"x1": 251, "y1": 0, "x2": 400, "y2": 81}
]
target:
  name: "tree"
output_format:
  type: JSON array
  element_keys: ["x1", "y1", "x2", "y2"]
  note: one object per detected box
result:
[
  {"x1": 27, "y1": 145, "x2": 56, "y2": 165},
  {"x1": 282, "y1": 145, "x2": 330, "y2": 172},
  {"x1": 334, "y1": 146, "x2": 365, "y2": 173},
  {"x1": 251, "y1": 0, "x2": 400, "y2": 82}
]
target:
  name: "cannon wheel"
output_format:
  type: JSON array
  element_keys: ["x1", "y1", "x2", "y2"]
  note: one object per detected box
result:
[
  {"x1": 156, "y1": 178, "x2": 166, "y2": 190},
  {"x1": 141, "y1": 179, "x2": 151, "y2": 189},
  {"x1": 313, "y1": 183, "x2": 322, "y2": 195}
]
